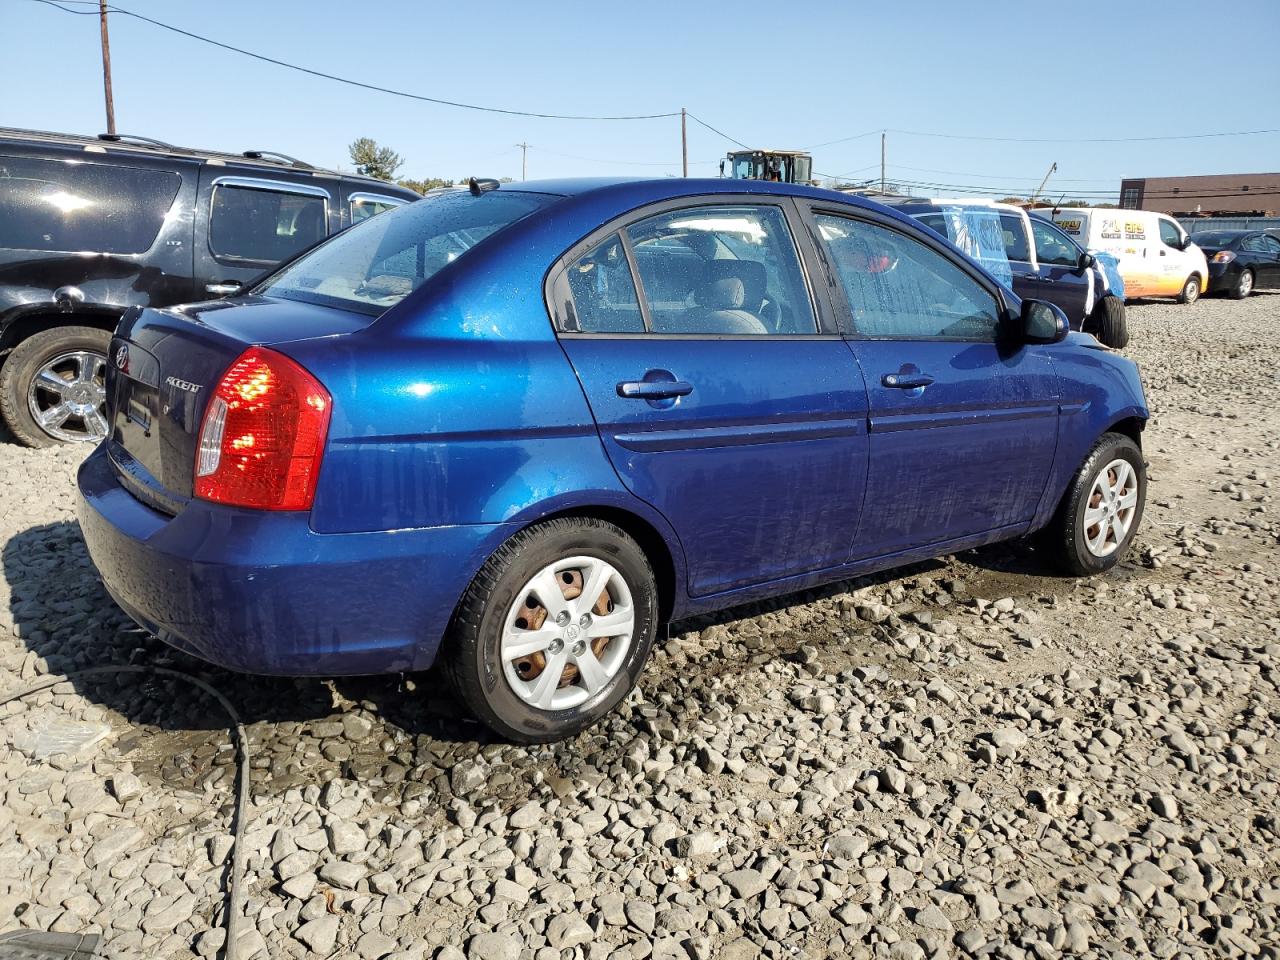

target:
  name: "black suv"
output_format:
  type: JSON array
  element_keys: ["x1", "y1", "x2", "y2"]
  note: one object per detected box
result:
[{"x1": 0, "y1": 129, "x2": 419, "y2": 446}]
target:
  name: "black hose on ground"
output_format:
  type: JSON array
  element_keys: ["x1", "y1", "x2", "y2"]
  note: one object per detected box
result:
[{"x1": 0, "y1": 666, "x2": 249, "y2": 960}]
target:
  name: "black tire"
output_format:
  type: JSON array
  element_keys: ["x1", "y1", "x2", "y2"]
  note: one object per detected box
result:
[
  {"x1": 0, "y1": 325, "x2": 112, "y2": 448},
  {"x1": 1176, "y1": 274, "x2": 1201, "y2": 304},
  {"x1": 1090, "y1": 295, "x2": 1128, "y2": 349},
  {"x1": 1228, "y1": 269, "x2": 1254, "y2": 300},
  {"x1": 442, "y1": 517, "x2": 659, "y2": 744},
  {"x1": 1047, "y1": 432, "x2": 1146, "y2": 577}
]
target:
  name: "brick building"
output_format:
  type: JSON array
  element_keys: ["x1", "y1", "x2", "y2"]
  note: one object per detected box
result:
[{"x1": 1119, "y1": 172, "x2": 1280, "y2": 215}]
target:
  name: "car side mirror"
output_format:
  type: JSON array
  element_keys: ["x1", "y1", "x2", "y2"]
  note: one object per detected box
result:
[
  {"x1": 1078, "y1": 251, "x2": 1096, "y2": 271},
  {"x1": 1022, "y1": 298, "x2": 1069, "y2": 344}
]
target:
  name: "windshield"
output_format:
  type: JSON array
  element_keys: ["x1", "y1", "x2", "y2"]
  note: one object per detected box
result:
[
  {"x1": 1190, "y1": 231, "x2": 1241, "y2": 248},
  {"x1": 257, "y1": 190, "x2": 554, "y2": 315}
]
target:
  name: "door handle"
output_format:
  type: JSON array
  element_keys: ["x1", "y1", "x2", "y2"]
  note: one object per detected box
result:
[
  {"x1": 205, "y1": 282, "x2": 242, "y2": 296},
  {"x1": 617, "y1": 380, "x2": 694, "y2": 400},
  {"x1": 882, "y1": 372, "x2": 934, "y2": 389}
]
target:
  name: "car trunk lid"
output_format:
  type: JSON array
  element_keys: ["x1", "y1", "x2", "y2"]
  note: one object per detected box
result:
[{"x1": 106, "y1": 297, "x2": 368, "y2": 510}]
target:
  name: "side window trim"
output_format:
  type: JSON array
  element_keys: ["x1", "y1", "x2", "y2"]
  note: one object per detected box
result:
[
  {"x1": 348, "y1": 190, "x2": 409, "y2": 219},
  {"x1": 616, "y1": 229, "x2": 654, "y2": 332},
  {"x1": 798, "y1": 201, "x2": 1011, "y2": 340},
  {"x1": 208, "y1": 175, "x2": 331, "y2": 267},
  {"x1": 545, "y1": 194, "x2": 836, "y2": 338}
]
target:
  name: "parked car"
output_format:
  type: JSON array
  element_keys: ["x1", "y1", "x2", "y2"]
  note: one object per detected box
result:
[
  {"x1": 1190, "y1": 229, "x2": 1280, "y2": 299},
  {"x1": 890, "y1": 199, "x2": 1128, "y2": 347},
  {"x1": 0, "y1": 128, "x2": 418, "y2": 446},
  {"x1": 78, "y1": 177, "x2": 1149, "y2": 743},
  {"x1": 1035, "y1": 207, "x2": 1207, "y2": 304}
]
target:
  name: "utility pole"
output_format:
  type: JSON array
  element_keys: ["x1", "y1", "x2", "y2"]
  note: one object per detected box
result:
[
  {"x1": 99, "y1": 0, "x2": 116, "y2": 135},
  {"x1": 1030, "y1": 161, "x2": 1058, "y2": 204},
  {"x1": 515, "y1": 142, "x2": 528, "y2": 181},
  {"x1": 880, "y1": 131, "x2": 886, "y2": 196},
  {"x1": 681, "y1": 108, "x2": 688, "y2": 178}
]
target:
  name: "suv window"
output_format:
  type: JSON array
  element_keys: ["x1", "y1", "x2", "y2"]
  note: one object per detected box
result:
[
  {"x1": 1030, "y1": 219, "x2": 1080, "y2": 267},
  {"x1": 623, "y1": 205, "x2": 816, "y2": 335},
  {"x1": 998, "y1": 213, "x2": 1032, "y2": 262},
  {"x1": 210, "y1": 183, "x2": 328, "y2": 264},
  {"x1": 0, "y1": 155, "x2": 180, "y2": 254},
  {"x1": 815, "y1": 214, "x2": 1001, "y2": 340},
  {"x1": 1158, "y1": 218, "x2": 1184, "y2": 249},
  {"x1": 258, "y1": 188, "x2": 551, "y2": 316},
  {"x1": 350, "y1": 194, "x2": 406, "y2": 223}
]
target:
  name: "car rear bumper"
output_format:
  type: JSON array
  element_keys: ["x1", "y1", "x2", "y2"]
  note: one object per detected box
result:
[
  {"x1": 76, "y1": 444, "x2": 506, "y2": 676},
  {"x1": 1205, "y1": 262, "x2": 1238, "y2": 292}
]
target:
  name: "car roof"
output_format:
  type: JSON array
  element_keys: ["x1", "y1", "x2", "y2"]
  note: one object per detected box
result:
[
  {"x1": 0, "y1": 126, "x2": 412, "y2": 192},
  {"x1": 498, "y1": 176, "x2": 909, "y2": 211}
]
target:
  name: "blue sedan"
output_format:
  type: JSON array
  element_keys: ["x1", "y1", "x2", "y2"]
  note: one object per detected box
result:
[{"x1": 77, "y1": 177, "x2": 1149, "y2": 742}]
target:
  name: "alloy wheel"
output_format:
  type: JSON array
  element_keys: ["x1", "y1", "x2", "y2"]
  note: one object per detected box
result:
[
  {"x1": 500, "y1": 556, "x2": 635, "y2": 710},
  {"x1": 1083, "y1": 458, "x2": 1139, "y2": 558},
  {"x1": 26, "y1": 350, "x2": 109, "y2": 443},
  {"x1": 1238, "y1": 271, "x2": 1253, "y2": 297}
]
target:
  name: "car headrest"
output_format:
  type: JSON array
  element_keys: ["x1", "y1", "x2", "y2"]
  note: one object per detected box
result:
[
  {"x1": 695, "y1": 276, "x2": 746, "y2": 310},
  {"x1": 704, "y1": 259, "x2": 767, "y2": 308}
]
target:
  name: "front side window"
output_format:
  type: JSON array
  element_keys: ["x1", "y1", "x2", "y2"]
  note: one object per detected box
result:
[
  {"x1": 0, "y1": 155, "x2": 180, "y2": 254},
  {"x1": 1158, "y1": 218, "x2": 1184, "y2": 249},
  {"x1": 623, "y1": 205, "x2": 816, "y2": 335},
  {"x1": 210, "y1": 185, "x2": 327, "y2": 263},
  {"x1": 998, "y1": 213, "x2": 1032, "y2": 262},
  {"x1": 258, "y1": 189, "x2": 552, "y2": 315},
  {"x1": 1031, "y1": 219, "x2": 1081, "y2": 267},
  {"x1": 815, "y1": 214, "x2": 1001, "y2": 340}
]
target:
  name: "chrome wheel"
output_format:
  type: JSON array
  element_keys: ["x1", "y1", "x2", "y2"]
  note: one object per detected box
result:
[
  {"x1": 1238, "y1": 271, "x2": 1254, "y2": 298},
  {"x1": 26, "y1": 350, "x2": 108, "y2": 443},
  {"x1": 500, "y1": 556, "x2": 635, "y2": 711},
  {"x1": 1084, "y1": 458, "x2": 1139, "y2": 558}
]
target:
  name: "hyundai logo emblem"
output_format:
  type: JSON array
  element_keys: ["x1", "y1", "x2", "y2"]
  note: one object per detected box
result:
[{"x1": 115, "y1": 345, "x2": 128, "y2": 372}]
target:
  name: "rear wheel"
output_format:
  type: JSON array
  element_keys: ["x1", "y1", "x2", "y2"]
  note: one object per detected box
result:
[
  {"x1": 0, "y1": 326, "x2": 112, "y2": 447},
  {"x1": 442, "y1": 517, "x2": 659, "y2": 743},
  {"x1": 1176, "y1": 274, "x2": 1201, "y2": 304},
  {"x1": 1229, "y1": 269, "x2": 1254, "y2": 300},
  {"x1": 1046, "y1": 432, "x2": 1145, "y2": 576},
  {"x1": 1090, "y1": 295, "x2": 1128, "y2": 348}
]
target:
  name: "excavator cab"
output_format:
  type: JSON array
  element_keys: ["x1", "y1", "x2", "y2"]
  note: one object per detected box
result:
[{"x1": 721, "y1": 149, "x2": 814, "y2": 185}]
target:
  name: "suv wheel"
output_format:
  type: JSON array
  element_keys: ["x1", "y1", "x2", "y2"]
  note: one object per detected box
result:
[
  {"x1": 443, "y1": 517, "x2": 659, "y2": 743},
  {"x1": 1090, "y1": 295, "x2": 1128, "y2": 349},
  {"x1": 1047, "y1": 432, "x2": 1146, "y2": 576},
  {"x1": 1176, "y1": 275, "x2": 1201, "y2": 304},
  {"x1": 0, "y1": 326, "x2": 112, "y2": 447}
]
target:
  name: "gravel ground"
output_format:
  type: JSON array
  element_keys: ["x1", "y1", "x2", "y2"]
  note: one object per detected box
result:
[{"x1": 1, "y1": 294, "x2": 1278, "y2": 960}]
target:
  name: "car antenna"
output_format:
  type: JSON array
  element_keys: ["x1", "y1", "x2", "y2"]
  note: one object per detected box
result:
[
  {"x1": 1052, "y1": 192, "x2": 1066, "y2": 215},
  {"x1": 469, "y1": 177, "x2": 501, "y2": 196}
]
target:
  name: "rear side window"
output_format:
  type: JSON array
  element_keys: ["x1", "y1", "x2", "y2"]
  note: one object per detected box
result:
[
  {"x1": 566, "y1": 234, "x2": 645, "y2": 333},
  {"x1": 624, "y1": 204, "x2": 817, "y2": 335},
  {"x1": 210, "y1": 184, "x2": 328, "y2": 264},
  {"x1": 350, "y1": 194, "x2": 406, "y2": 223},
  {"x1": 815, "y1": 214, "x2": 1001, "y2": 341},
  {"x1": 0, "y1": 155, "x2": 180, "y2": 254},
  {"x1": 257, "y1": 189, "x2": 553, "y2": 315}
]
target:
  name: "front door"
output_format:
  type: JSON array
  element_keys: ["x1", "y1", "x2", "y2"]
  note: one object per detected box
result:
[
  {"x1": 1030, "y1": 217, "x2": 1092, "y2": 323},
  {"x1": 807, "y1": 208, "x2": 1060, "y2": 560},
  {"x1": 549, "y1": 201, "x2": 869, "y2": 597},
  {"x1": 997, "y1": 212, "x2": 1041, "y2": 304},
  {"x1": 193, "y1": 170, "x2": 338, "y2": 301}
]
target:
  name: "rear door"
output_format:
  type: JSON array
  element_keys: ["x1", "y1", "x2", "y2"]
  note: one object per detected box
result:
[
  {"x1": 548, "y1": 198, "x2": 869, "y2": 597},
  {"x1": 1030, "y1": 217, "x2": 1091, "y2": 323},
  {"x1": 805, "y1": 206, "x2": 1059, "y2": 560},
  {"x1": 1246, "y1": 233, "x2": 1280, "y2": 287},
  {"x1": 193, "y1": 171, "x2": 338, "y2": 300}
]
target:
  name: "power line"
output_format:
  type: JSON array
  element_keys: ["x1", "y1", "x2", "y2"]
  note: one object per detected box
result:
[
  {"x1": 685, "y1": 114, "x2": 750, "y2": 150},
  {"x1": 24, "y1": 0, "x2": 681, "y2": 121},
  {"x1": 886, "y1": 125, "x2": 1280, "y2": 144}
]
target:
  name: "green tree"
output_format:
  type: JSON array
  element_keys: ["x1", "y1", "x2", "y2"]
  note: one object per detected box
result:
[
  {"x1": 397, "y1": 177, "x2": 454, "y2": 194},
  {"x1": 348, "y1": 138, "x2": 404, "y2": 181}
]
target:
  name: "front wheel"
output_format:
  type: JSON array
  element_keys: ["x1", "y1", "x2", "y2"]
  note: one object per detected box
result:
[
  {"x1": 1229, "y1": 269, "x2": 1254, "y2": 300},
  {"x1": 1176, "y1": 274, "x2": 1201, "y2": 304},
  {"x1": 0, "y1": 325, "x2": 112, "y2": 447},
  {"x1": 1046, "y1": 432, "x2": 1146, "y2": 576},
  {"x1": 442, "y1": 517, "x2": 659, "y2": 743},
  {"x1": 1090, "y1": 295, "x2": 1128, "y2": 349}
]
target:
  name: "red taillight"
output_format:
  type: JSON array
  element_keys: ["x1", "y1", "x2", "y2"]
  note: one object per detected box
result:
[
  {"x1": 194, "y1": 347, "x2": 330, "y2": 511},
  {"x1": 1211, "y1": 250, "x2": 1236, "y2": 264}
]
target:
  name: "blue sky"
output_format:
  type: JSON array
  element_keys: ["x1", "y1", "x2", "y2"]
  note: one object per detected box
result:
[{"x1": 3, "y1": 0, "x2": 1277, "y2": 200}]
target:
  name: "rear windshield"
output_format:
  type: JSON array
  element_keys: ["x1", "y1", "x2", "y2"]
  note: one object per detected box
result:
[
  {"x1": 1190, "y1": 231, "x2": 1240, "y2": 247},
  {"x1": 0, "y1": 155, "x2": 181, "y2": 254},
  {"x1": 257, "y1": 190, "x2": 554, "y2": 315}
]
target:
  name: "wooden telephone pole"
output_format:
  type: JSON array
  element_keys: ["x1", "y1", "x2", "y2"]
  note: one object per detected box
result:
[
  {"x1": 681, "y1": 108, "x2": 688, "y2": 178},
  {"x1": 99, "y1": 0, "x2": 116, "y2": 134},
  {"x1": 515, "y1": 142, "x2": 528, "y2": 181}
]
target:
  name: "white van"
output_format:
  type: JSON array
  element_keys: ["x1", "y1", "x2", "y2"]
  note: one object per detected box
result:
[{"x1": 1037, "y1": 208, "x2": 1208, "y2": 303}]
